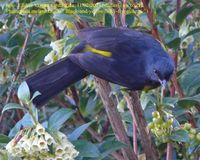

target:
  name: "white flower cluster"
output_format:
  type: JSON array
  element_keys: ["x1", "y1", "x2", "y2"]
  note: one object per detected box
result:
[
  {"x1": 44, "y1": 39, "x2": 66, "y2": 64},
  {"x1": 6, "y1": 123, "x2": 79, "y2": 160}
]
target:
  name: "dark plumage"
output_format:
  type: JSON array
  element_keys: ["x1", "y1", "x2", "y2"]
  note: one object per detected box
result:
[{"x1": 25, "y1": 27, "x2": 174, "y2": 106}]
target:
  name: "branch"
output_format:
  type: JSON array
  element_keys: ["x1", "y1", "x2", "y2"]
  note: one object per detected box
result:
[
  {"x1": 125, "y1": 91, "x2": 159, "y2": 160},
  {"x1": 141, "y1": 0, "x2": 161, "y2": 40},
  {"x1": 95, "y1": 77, "x2": 138, "y2": 160},
  {"x1": 6, "y1": 17, "x2": 36, "y2": 103},
  {"x1": 124, "y1": 96, "x2": 138, "y2": 154},
  {"x1": 121, "y1": 0, "x2": 127, "y2": 27},
  {"x1": 166, "y1": 143, "x2": 173, "y2": 160}
]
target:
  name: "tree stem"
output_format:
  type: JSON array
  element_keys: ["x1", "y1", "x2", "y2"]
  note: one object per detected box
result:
[{"x1": 95, "y1": 77, "x2": 138, "y2": 160}]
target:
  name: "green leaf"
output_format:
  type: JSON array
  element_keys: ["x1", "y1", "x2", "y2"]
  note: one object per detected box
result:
[
  {"x1": 166, "y1": 38, "x2": 181, "y2": 49},
  {"x1": 0, "y1": 149, "x2": 8, "y2": 160},
  {"x1": 8, "y1": 32, "x2": 25, "y2": 47},
  {"x1": 176, "y1": 6, "x2": 194, "y2": 25},
  {"x1": 99, "y1": 140, "x2": 127, "y2": 158},
  {"x1": 85, "y1": 96, "x2": 96, "y2": 116},
  {"x1": 0, "y1": 134, "x2": 11, "y2": 144},
  {"x1": 26, "y1": 46, "x2": 51, "y2": 70},
  {"x1": 179, "y1": 63, "x2": 200, "y2": 95},
  {"x1": 184, "y1": 28, "x2": 200, "y2": 38},
  {"x1": 23, "y1": 0, "x2": 54, "y2": 9},
  {"x1": 73, "y1": 140, "x2": 100, "y2": 158},
  {"x1": 1, "y1": 103, "x2": 24, "y2": 114},
  {"x1": 68, "y1": 121, "x2": 94, "y2": 141},
  {"x1": 93, "y1": 2, "x2": 113, "y2": 16},
  {"x1": 164, "y1": 31, "x2": 181, "y2": 49},
  {"x1": 0, "y1": 46, "x2": 10, "y2": 58},
  {"x1": 9, "y1": 113, "x2": 34, "y2": 137},
  {"x1": 48, "y1": 108, "x2": 75, "y2": 130},
  {"x1": 53, "y1": 13, "x2": 75, "y2": 22},
  {"x1": 169, "y1": 130, "x2": 189, "y2": 142},
  {"x1": 0, "y1": 84, "x2": 9, "y2": 97},
  {"x1": 163, "y1": 97, "x2": 178, "y2": 108},
  {"x1": 187, "y1": 142, "x2": 200, "y2": 155},
  {"x1": 17, "y1": 81, "x2": 30, "y2": 103},
  {"x1": 176, "y1": 3, "x2": 200, "y2": 25},
  {"x1": 10, "y1": 46, "x2": 20, "y2": 57},
  {"x1": 177, "y1": 94, "x2": 200, "y2": 108},
  {"x1": 121, "y1": 111, "x2": 132, "y2": 123}
]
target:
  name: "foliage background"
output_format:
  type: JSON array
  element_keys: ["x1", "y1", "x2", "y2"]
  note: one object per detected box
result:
[{"x1": 0, "y1": 0, "x2": 200, "y2": 159}]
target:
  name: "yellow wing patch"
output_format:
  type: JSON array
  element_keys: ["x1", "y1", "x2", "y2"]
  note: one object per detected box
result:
[
  {"x1": 143, "y1": 85, "x2": 154, "y2": 92},
  {"x1": 84, "y1": 44, "x2": 112, "y2": 57}
]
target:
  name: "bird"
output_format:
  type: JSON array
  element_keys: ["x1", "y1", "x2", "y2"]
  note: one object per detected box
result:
[{"x1": 25, "y1": 27, "x2": 175, "y2": 107}]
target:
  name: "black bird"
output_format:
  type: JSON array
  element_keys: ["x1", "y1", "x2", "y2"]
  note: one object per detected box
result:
[{"x1": 25, "y1": 27, "x2": 174, "y2": 106}]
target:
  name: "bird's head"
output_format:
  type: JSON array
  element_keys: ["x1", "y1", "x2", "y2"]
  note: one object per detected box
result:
[{"x1": 146, "y1": 54, "x2": 175, "y2": 89}]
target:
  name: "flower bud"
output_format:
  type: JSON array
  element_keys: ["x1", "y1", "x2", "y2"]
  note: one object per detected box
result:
[
  {"x1": 55, "y1": 146, "x2": 64, "y2": 156},
  {"x1": 32, "y1": 136, "x2": 40, "y2": 151},
  {"x1": 38, "y1": 136, "x2": 48, "y2": 149},
  {"x1": 44, "y1": 132, "x2": 54, "y2": 145},
  {"x1": 36, "y1": 123, "x2": 45, "y2": 135}
]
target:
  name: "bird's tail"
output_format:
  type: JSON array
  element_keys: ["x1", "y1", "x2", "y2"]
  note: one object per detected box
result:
[{"x1": 25, "y1": 57, "x2": 88, "y2": 107}]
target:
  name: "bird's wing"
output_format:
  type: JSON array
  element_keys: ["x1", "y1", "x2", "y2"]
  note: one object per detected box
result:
[{"x1": 69, "y1": 51, "x2": 145, "y2": 90}]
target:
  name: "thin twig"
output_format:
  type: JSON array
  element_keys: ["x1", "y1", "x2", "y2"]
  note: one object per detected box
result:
[
  {"x1": 133, "y1": 123, "x2": 138, "y2": 154},
  {"x1": 109, "y1": 0, "x2": 122, "y2": 27},
  {"x1": 6, "y1": 17, "x2": 36, "y2": 103},
  {"x1": 166, "y1": 143, "x2": 173, "y2": 160},
  {"x1": 125, "y1": 96, "x2": 138, "y2": 154},
  {"x1": 176, "y1": 0, "x2": 182, "y2": 14},
  {"x1": 141, "y1": 0, "x2": 161, "y2": 40},
  {"x1": 122, "y1": 0, "x2": 127, "y2": 27},
  {"x1": 126, "y1": 91, "x2": 159, "y2": 160}
]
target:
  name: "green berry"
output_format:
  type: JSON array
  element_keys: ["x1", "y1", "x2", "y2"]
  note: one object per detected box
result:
[
  {"x1": 152, "y1": 111, "x2": 160, "y2": 118},
  {"x1": 189, "y1": 133, "x2": 195, "y2": 140},
  {"x1": 189, "y1": 155, "x2": 195, "y2": 160},
  {"x1": 148, "y1": 122, "x2": 155, "y2": 129},
  {"x1": 190, "y1": 128, "x2": 197, "y2": 135},
  {"x1": 160, "y1": 137, "x2": 168, "y2": 143},
  {"x1": 196, "y1": 132, "x2": 200, "y2": 141},
  {"x1": 156, "y1": 130, "x2": 164, "y2": 136},
  {"x1": 163, "y1": 123, "x2": 169, "y2": 129},
  {"x1": 184, "y1": 123, "x2": 192, "y2": 130},
  {"x1": 167, "y1": 118, "x2": 173, "y2": 125},
  {"x1": 153, "y1": 117, "x2": 162, "y2": 124}
]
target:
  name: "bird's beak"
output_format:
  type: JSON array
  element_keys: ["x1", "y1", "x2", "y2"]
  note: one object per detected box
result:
[{"x1": 158, "y1": 79, "x2": 167, "y2": 90}]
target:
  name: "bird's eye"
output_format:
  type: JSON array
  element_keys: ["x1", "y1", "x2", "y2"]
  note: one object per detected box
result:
[
  {"x1": 154, "y1": 69, "x2": 161, "y2": 78},
  {"x1": 154, "y1": 69, "x2": 158, "y2": 74}
]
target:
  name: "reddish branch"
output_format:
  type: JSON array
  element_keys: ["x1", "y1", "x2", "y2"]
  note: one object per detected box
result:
[
  {"x1": 95, "y1": 77, "x2": 138, "y2": 160},
  {"x1": 122, "y1": 0, "x2": 127, "y2": 27},
  {"x1": 166, "y1": 143, "x2": 173, "y2": 160},
  {"x1": 109, "y1": 0, "x2": 122, "y2": 27},
  {"x1": 125, "y1": 96, "x2": 138, "y2": 154},
  {"x1": 141, "y1": 0, "x2": 161, "y2": 40},
  {"x1": 125, "y1": 92, "x2": 159, "y2": 160},
  {"x1": 5, "y1": 17, "x2": 36, "y2": 103}
]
